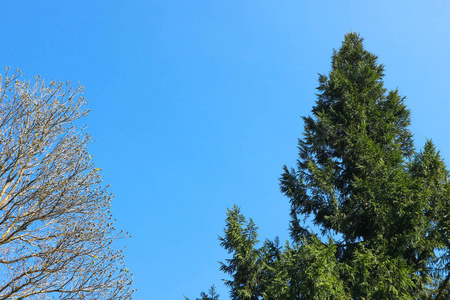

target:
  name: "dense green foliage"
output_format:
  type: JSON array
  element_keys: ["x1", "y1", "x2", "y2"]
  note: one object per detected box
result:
[{"x1": 189, "y1": 33, "x2": 450, "y2": 299}]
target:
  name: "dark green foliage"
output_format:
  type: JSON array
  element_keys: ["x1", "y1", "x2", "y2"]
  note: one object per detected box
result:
[
  {"x1": 190, "y1": 33, "x2": 450, "y2": 299},
  {"x1": 278, "y1": 33, "x2": 450, "y2": 298},
  {"x1": 280, "y1": 33, "x2": 415, "y2": 245}
]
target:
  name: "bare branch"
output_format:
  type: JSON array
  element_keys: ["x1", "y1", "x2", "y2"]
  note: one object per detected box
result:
[{"x1": 0, "y1": 70, "x2": 134, "y2": 299}]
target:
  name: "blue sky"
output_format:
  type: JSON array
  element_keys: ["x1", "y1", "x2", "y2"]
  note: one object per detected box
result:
[{"x1": 2, "y1": 1, "x2": 450, "y2": 299}]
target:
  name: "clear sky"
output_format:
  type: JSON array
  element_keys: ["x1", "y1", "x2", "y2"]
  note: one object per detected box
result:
[{"x1": 2, "y1": 1, "x2": 450, "y2": 299}]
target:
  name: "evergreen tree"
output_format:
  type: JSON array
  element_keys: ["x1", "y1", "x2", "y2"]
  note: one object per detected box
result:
[
  {"x1": 191, "y1": 33, "x2": 450, "y2": 299},
  {"x1": 185, "y1": 286, "x2": 220, "y2": 300},
  {"x1": 219, "y1": 205, "x2": 263, "y2": 300},
  {"x1": 280, "y1": 32, "x2": 450, "y2": 298}
]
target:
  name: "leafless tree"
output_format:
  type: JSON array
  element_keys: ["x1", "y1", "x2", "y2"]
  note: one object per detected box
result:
[{"x1": 0, "y1": 68, "x2": 133, "y2": 299}]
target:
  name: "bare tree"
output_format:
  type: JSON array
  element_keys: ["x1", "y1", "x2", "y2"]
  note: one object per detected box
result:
[{"x1": 0, "y1": 69, "x2": 133, "y2": 299}]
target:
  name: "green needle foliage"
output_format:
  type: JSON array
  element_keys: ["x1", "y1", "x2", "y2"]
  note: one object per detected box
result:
[
  {"x1": 189, "y1": 33, "x2": 450, "y2": 299},
  {"x1": 185, "y1": 286, "x2": 220, "y2": 300}
]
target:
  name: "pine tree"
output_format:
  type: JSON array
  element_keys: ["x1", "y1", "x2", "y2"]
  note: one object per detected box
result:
[
  {"x1": 191, "y1": 33, "x2": 450, "y2": 299},
  {"x1": 279, "y1": 33, "x2": 450, "y2": 298},
  {"x1": 219, "y1": 205, "x2": 263, "y2": 300},
  {"x1": 185, "y1": 285, "x2": 220, "y2": 300}
]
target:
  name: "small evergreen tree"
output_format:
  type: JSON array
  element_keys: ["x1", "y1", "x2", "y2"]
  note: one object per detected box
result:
[
  {"x1": 190, "y1": 33, "x2": 450, "y2": 299},
  {"x1": 219, "y1": 205, "x2": 263, "y2": 299},
  {"x1": 185, "y1": 285, "x2": 220, "y2": 300}
]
